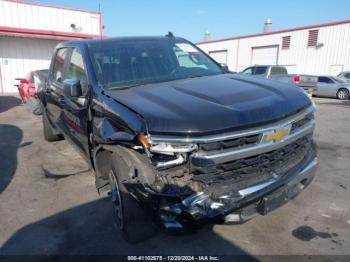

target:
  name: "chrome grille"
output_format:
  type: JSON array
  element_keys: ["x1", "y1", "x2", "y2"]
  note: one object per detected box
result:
[
  {"x1": 199, "y1": 134, "x2": 261, "y2": 152},
  {"x1": 191, "y1": 136, "x2": 313, "y2": 185},
  {"x1": 291, "y1": 113, "x2": 314, "y2": 133}
]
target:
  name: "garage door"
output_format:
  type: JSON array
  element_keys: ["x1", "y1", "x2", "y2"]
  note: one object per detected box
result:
[
  {"x1": 0, "y1": 36, "x2": 60, "y2": 93},
  {"x1": 209, "y1": 50, "x2": 227, "y2": 64},
  {"x1": 252, "y1": 45, "x2": 279, "y2": 66}
]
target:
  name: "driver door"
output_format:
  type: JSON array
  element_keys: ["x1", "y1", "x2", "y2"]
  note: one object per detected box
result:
[
  {"x1": 61, "y1": 48, "x2": 90, "y2": 159},
  {"x1": 45, "y1": 48, "x2": 70, "y2": 128}
]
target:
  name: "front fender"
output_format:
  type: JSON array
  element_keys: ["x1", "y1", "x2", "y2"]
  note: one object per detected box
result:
[{"x1": 91, "y1": 94, "x2": 147, "y2": 144}]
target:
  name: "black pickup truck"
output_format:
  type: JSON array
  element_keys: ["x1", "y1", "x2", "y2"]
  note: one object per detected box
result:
[{"x1": 40, "y1": 36, "x2": 317, "y2": 242}]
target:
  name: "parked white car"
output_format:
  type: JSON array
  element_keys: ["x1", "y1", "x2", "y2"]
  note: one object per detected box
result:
[{"x1": 313, "y1": 76, "x2": 350, "y2": 100}]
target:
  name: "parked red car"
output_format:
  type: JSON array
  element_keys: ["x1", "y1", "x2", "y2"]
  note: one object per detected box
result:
[{"x1": 15, "y1": 69, "x2": 48, "y2": 115}]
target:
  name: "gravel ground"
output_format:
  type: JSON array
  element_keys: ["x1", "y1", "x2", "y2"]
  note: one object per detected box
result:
[{"x1": 0, "y1": 95, "x2": 349, "y2": 258}]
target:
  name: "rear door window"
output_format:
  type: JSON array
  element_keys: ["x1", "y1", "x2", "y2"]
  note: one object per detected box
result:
[{"x1": 52, "y1": 48, "x2": 69, "y2": 83}]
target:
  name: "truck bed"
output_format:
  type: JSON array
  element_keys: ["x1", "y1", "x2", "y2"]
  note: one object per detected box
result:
[{"x1": 272, "y1": 74, "x2": 318, "y2": 90}]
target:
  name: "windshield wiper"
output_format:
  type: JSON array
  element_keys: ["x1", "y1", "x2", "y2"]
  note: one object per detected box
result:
[
  {"x1": 187, "y1": 73, "x2": 219, "y2": 79},
  {"x1": 105, "y1": 74, "x2": 219, "y2": 91},
  {"x1": 107, "y1": 83, "x2": 144, "y2": 90},
  {"x1": 187, "y1": 75, "x2": 205, "y2": 79}
]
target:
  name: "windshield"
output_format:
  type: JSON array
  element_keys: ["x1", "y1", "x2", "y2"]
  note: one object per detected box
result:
[
  {"x1": 332, "y1": 76, "x2": 348, "y2": 83},
  {"x1": 88, "y1": 38, "x2": 223, "y2": 89}
]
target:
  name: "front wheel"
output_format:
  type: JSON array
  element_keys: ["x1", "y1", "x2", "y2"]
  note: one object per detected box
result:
[
  {"x1": 108, "y1": 152, "x2": 157, "y2": 243},
  {"x1": 336, "y1": 88, "x2": 349, "y2": 100}
]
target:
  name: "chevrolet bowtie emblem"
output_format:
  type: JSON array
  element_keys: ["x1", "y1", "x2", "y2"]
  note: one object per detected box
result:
[{"x1": 265, "y1": 127, "x2": 290, "y2": 142}]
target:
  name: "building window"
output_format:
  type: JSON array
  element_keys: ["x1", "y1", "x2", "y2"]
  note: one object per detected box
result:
[
  {"x1": 308, "y1": 29, "x2": 319, "y2": 47},
  {"x1": 282, "y1": 36, "x2": 291, "y2": 49}
]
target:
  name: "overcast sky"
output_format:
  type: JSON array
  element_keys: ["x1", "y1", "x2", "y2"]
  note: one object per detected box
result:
[{"x1": 28, "y1": 0, "x2": 350, "y2": 42}]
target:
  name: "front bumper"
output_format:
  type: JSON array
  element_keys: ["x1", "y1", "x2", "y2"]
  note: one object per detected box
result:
[
  {"x1": 124, "y1": 106, "x2": 317, "y2": 231},
  {"x1": 223, "y1": 157, "x2": 317, "y2": 223},
  {"x1": 125, "y1": 155, "x2": 318, "y2": 231}
]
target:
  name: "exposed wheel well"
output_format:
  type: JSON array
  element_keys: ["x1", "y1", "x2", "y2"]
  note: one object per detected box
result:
[
  {"x1": 94, "y1": 148, "x2": 112, "y2": 193},
  {"x1": 93, "y1": 145, "x2": 157, "y2": 194}
]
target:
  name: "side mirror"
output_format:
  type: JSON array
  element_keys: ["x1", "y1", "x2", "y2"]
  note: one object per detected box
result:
[
  {"x1": 63, "y1": 79, "x2": 82, "y2": 98},
  {"x1": 220, "y1": 63, "x2": 230, "y2": 73}
]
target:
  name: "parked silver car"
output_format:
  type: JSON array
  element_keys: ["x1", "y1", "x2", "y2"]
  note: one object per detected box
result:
[
  {"x1": 313, "y1": 76, "x2": 350, "y2": 100},
  {"x1": 338, "y1": 71, "x2": 350, "y2": 82}
]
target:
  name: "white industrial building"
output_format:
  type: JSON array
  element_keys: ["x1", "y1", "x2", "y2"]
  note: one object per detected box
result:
[
  {"x1": 197, "y1": 19, "x2": 350, "y2": 76},
  {"x1": 0, "y1": 0, "x2": 102, "y2": 93}
]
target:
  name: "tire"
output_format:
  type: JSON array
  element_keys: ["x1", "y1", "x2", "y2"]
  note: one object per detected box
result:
[
  {"x1": 107, "y1": 151, "x2": 157, "y2": 243},
  {"x1": 27, "y1": 97, "x2": 43, "y2": 115},
  {"x1": 336, "y1": 88, "x2": 349, "y2": 100},
  {"x1": 42, "y1": 111, "x2": 61, "y2": 142}
]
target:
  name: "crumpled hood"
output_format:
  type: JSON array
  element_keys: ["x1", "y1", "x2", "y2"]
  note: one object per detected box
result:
[{"x1": 105, "y1": 74, "x2": 311, "y2": 135}]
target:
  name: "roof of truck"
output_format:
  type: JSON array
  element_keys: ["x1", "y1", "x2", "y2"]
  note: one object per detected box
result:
[{"x1": 58, "y1": 36, "x2": 187, "y2": 49}]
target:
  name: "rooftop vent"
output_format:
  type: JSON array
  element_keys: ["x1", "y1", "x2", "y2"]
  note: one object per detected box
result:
[
  {"x1": 204, "y1": 31, "x2": 211, "y2": 42},
  {"x1": 264, "y1": 18, "x2": 272, "y2": 33}
]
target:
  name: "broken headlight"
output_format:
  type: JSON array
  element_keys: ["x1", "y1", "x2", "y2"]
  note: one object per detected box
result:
[
  {"x1": 138, "y1": 134, "x2": 198, "y2": 155},
  {"x1": 149, "y1": 143, "x2": 197, "y2": 155},
  {"x1": 138, "y1": 134, "x2": 198, "y2": 168}
]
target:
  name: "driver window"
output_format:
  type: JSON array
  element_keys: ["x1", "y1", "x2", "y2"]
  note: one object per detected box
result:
[{"x1": 67, "y1": 48, "x2": 88, "y2": 94}]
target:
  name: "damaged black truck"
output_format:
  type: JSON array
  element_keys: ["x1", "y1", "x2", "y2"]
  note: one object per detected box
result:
[{"x1": 40, "y1": 36, "x2": 317, "y2": 242}]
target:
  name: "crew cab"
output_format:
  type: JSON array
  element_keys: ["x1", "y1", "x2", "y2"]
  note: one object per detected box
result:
[
  {"x1": 40, "y1": 36, "x2": 317, "y2": 242},
  {"x1": 241, "y1": 65, "x2": 318, "y2": 93}
]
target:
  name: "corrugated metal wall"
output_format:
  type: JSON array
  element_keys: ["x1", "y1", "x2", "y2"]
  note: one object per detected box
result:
[
  {"x1": 0, "y1": 0, "x2": 100, "y2": 35},
  {"x1": 198, "y1": 22, "x2": 350, "y2": 76},
  {"x1": 0, "y1": 0, "x2": 101, "y2": 93},
  {"x1": 0, "y1": 36, "x2": 60, "y2": 93}
]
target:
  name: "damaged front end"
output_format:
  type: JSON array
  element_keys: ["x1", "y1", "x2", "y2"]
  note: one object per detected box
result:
[{"x1": 124, "y1": 105, "x2": 318, "y2": 231}]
